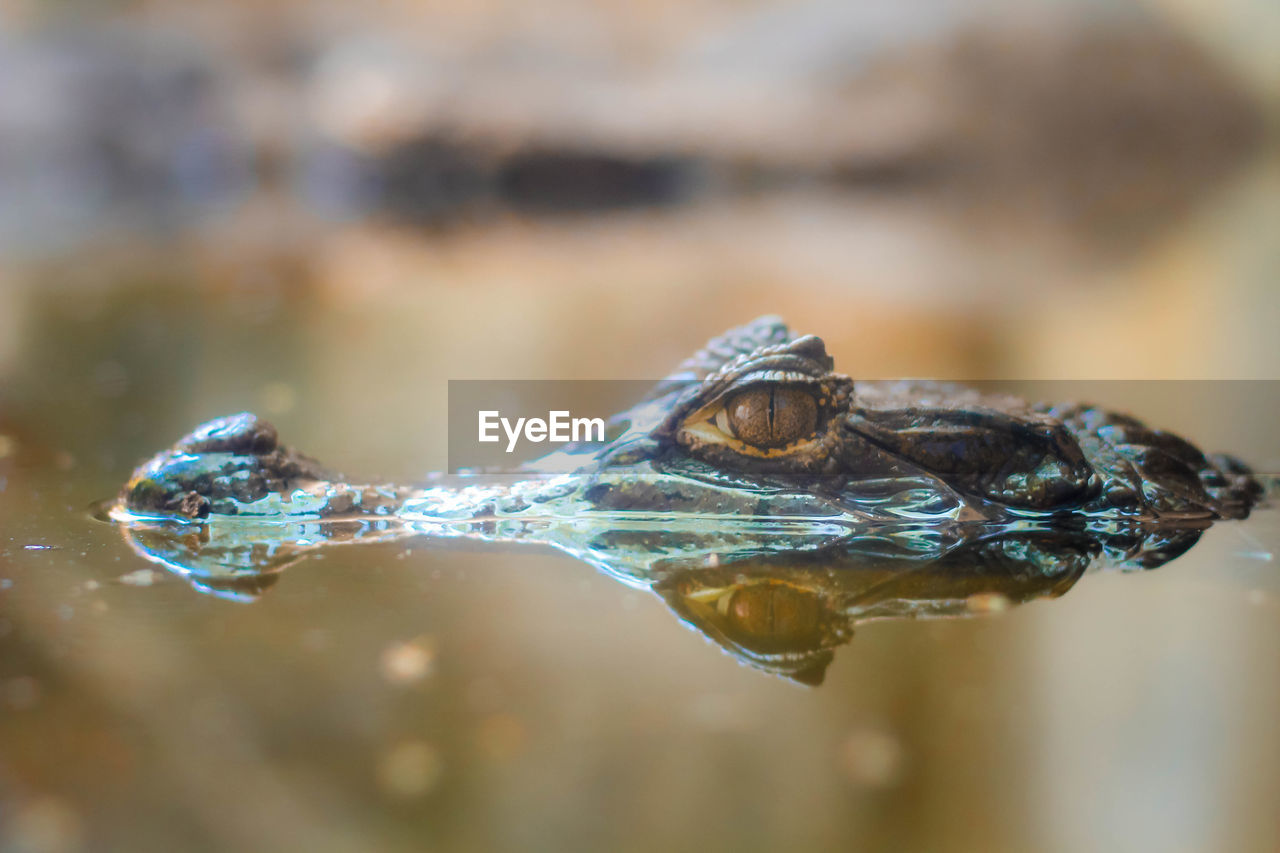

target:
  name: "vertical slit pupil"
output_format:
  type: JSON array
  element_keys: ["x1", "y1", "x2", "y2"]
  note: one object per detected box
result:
[
  {"x1": 767, "y1": 387, "x2": 776, "y2": 442},
  {"x1": 724, "y1": 386, "x2": 819, "y2": 449}
]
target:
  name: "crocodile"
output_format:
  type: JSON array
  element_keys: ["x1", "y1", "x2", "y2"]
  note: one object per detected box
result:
[
  {"x1": 115, "y1": 315, "x2": 1261, "y2": 526},
  {"x1": 106, "y1": 316, "x2": 1266, "y2": 682}
]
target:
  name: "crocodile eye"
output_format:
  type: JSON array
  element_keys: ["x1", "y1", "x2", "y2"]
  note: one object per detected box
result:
[{"x1": 715, "y1": 386, "x2": 818, "y2": 450}]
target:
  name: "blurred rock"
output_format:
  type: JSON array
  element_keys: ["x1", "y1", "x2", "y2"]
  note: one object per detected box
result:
[
  {"x1": 0, "y1": 29, "x2": 250, "y2": 254},
  {"x1": 0, "y1": 1, "x2": 1264, "y2": 256}
]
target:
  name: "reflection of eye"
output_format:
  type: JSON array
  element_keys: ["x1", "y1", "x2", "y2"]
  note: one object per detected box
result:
[
  {"x1": 720, "y1": 582, "x2": 825, "y2": 652},
  {"x1": 713, "y1": 386, "x2": 818, "y2": 450}
]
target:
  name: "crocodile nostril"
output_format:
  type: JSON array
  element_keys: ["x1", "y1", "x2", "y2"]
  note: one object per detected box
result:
[{"x1": 174, "y1": 491, "x2": 211, "y2": 519}]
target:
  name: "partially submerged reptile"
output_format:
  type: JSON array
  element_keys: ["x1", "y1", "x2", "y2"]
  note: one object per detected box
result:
[
  {"x1": 107, "y1": 317, "x2": 1265, "y2": 682},
  {"x1": 117, "y1": 315, "x2": 1261, "y2": 526}
]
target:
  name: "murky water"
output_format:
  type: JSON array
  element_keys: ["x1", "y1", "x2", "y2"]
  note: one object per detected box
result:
[
  {"x1": 4, "y1": 480, "x2": 1279, "y2": 852},
  {"x1": 2, "y1": 279, "x2": 1278, "y2": 851}
]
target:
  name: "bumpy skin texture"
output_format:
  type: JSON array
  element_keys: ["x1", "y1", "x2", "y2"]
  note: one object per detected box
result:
[
  {"x1": 604, "y1": 316, "x2": 1260, "y2": 520},
  {"x1": 120, "y1": 413, "x2": 339, "y2": 519},
  {"x1": 118, "y1": 317, "x2": 1261, "y2": 523}
]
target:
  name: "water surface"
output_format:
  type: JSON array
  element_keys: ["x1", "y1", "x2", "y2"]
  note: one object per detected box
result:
[{"x1": 2, "y1": 346, "x2": 1277, "y2": 851}]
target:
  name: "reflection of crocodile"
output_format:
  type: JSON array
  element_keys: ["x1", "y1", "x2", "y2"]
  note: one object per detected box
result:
[
  {"x1": 650, "y1": 531, "x2": 1106, "y2": 685},
  {"x1": 112, "y1": 513, "x2": 1212, "y2": 682},
  {"x1": 107, "y1": 317, "x2": 1264, "y2": 681}
]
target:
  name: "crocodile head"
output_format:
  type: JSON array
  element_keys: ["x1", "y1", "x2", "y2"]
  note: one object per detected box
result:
[
  {"x1": 116, "y1": 316, "x2": 1259, "y2": 530},
  {"x1": 115, "y1": 318, "x2": 955, "y2": 527},
  {"x1": 539, "y1": 315, "x2": 1099, "y2": 523}
]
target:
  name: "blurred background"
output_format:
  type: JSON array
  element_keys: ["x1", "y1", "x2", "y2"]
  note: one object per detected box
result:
[{"x1": 0, "y1": 0, "x2": 1278, "y2": 850}]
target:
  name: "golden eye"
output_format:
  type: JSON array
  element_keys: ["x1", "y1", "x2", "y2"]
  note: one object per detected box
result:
[{"x1": 713, "y1": 386, "x2": 818, "y2": 449}]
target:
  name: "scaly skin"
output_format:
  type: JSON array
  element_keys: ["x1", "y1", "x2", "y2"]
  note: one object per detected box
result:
[{"x1": 116, "y1": 316, "x2": 1261, "y2": 526}]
